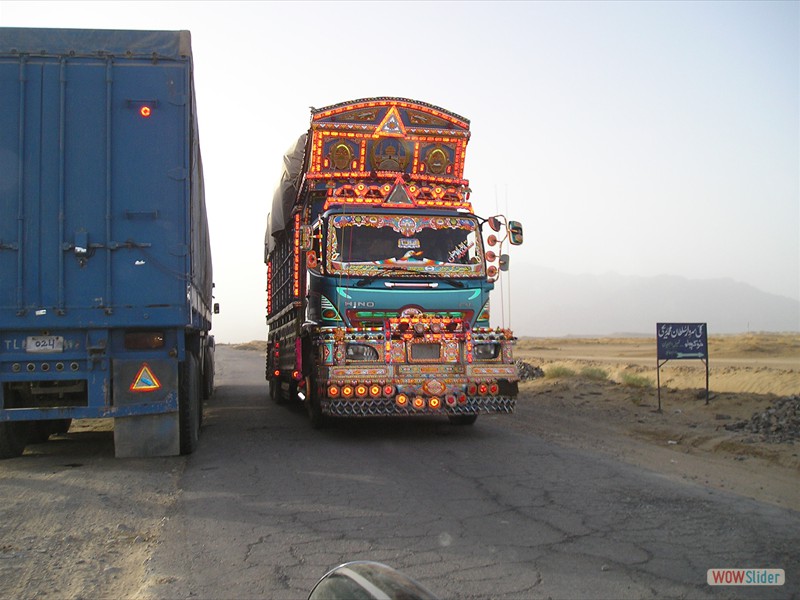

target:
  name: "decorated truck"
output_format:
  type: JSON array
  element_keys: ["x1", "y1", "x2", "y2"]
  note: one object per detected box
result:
[
  {"x1": 0, "y1": 28, "x2": 215, "y2": 458},
  {"x1": 265, "y1": 98, "x2": 522, "y2": 426}
]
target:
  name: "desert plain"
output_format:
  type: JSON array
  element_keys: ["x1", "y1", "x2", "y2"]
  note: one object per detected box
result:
[{"x1": 512, "y1": 333, "x2": 799, "y2": 511}]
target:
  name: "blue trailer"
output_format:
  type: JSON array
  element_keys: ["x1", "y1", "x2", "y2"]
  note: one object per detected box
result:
[{"x1": 0, "y1": 28, "x2": 215, "y2": 458}]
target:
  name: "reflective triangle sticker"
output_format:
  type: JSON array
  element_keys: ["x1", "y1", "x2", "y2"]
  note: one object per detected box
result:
[{"x1": 130, "y1": 363, "x2": 162, "y2": 392}]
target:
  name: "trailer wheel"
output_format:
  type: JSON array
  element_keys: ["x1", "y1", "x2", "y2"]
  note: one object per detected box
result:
[
  {"x1": 304, "y1": 376, "x2": 326, "y2": 429},
  {"x1": 0, "y1": 422, "x2": 29, "y2": 458},
  {"x1": 50, "y1": 419, "x2": 72, "y2": 435},
  {"x1": 29, "y1": 419, "x2": 72, "y2": 443},
  {"x1": 448, "y1": 414, "x2": 478, "y2": 426},
  {"x1": 179, "y1": 352, "x2": 201, "y2": 455}
]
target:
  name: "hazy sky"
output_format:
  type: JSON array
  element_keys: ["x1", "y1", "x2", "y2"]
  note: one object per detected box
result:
[{"x1": 2, "y1": 1, "x2": 797, "y2": 342}]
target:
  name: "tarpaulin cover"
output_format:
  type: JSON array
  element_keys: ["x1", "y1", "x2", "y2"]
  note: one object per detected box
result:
[
  {"x1": 0, "y1": 27, "x2": 192, "y2": 58},
  {"x1": 267, "y1": 133, "x2": 307, "y2": 252}
]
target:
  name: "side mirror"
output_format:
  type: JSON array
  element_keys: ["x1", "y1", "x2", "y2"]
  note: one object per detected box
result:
[
  {"x1": 508, "y1": 221, "x2": 523, "y2": 245},
  {"x1": 213, "y1": 303, "x2": 220, "y2": 314},
  {"x1": 309, "y1": 561, "x2": 438, "y2": 600},
  {"x1": 487, "y1": 216, "x2": 502, "y2": 232}
]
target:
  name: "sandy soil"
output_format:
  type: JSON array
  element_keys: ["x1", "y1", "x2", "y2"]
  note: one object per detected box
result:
[{"x1": 512, "y1": 333, "x2": 799, "y2": 512}]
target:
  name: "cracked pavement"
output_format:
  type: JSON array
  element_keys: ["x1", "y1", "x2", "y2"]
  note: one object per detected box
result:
[
  {"x1": 141, "y1": 347, "x2": 798, "y2": 599},
  {"x1": 1, "y1": 346, "x2": 795, "y2": 599}
]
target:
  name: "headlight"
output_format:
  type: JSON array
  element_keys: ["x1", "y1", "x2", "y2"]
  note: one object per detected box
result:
[
  {"x1": 473, "y1": 343, "x2": 500, "y2": 360},
  {"x1": 346, "y1": 343, "x2": 379, "y2": 362}
]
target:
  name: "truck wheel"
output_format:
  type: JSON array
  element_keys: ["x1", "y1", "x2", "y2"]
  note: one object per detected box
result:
[
  {"x1": 29, "y1": 418, "x2": 72, "y2": 443},
  {"x1": 0, "y1": 422, "x2": 29, "y2": 458},
  {"x1": 202, "y1": 354, "x2": 213, "y2": 400},
  {"x1": 270, "y1": 377, "x2": 284, "y2": 404},
  {"x1": 448, "y1": 414, "x2": 478, "y2": 426},
  {"x1": 304, "y1": 376, "x2": 325, "y2": 429},
  {"x1": 179, "y1": 352, "x2": 201, "y2": 455},
  {"x1": 50, "y1": 419, "x2": 72, "y2": 435}
]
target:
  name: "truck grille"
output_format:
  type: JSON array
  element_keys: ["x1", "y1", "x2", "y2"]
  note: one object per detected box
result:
[{"x1": 410, "y1": 343, "x2": 440, "y2": 361}]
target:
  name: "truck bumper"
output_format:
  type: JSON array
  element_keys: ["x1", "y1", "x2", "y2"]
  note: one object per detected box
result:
[{"x1": 319, "y1": 363, "x2": 518, "y2": 418}]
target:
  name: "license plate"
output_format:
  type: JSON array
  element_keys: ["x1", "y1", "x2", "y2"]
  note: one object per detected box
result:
[{"x1": 26, "y1": 336, "x2": 65, "y2": 353}]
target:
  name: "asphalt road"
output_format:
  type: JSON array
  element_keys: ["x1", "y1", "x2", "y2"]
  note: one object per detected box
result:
[
  {"x1": 1, "y1": 346, "x2": 797, "y2": 599},
  {"x1": 143, "y1": 347, "x2": 798, "y2": 599}
]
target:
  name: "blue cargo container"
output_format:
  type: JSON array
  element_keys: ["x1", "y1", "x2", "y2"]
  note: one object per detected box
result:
[{"x1": 0, "y1": 28, "x2": 215, "y2": 458}]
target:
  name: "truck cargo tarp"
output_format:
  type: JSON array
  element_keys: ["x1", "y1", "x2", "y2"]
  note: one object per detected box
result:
[
  {"x1": 0, "y1": 27, "x2": 191, "y2": 59},
  {"x1": 268, "y1": 133, "x2": 307, "y2": 250}
]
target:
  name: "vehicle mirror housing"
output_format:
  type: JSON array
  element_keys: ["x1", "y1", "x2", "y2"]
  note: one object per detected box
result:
[
  {"x1": 508, "y1": 221, "x2": 523, "y2": 245},
  {"x1": 487, "y1": 216, "x2": 502, "y2": 232},
  {"x1": 309, "y1": 561, "x2": 438, "y2": 600},
  {"x1": 499, "y1": 254, "x2": 509, "y2": 271}
]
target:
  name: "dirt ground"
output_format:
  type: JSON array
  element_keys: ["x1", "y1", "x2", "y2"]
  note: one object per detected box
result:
[{"x1": 511, "y1": 333, "x2": 799, "y2": 512}]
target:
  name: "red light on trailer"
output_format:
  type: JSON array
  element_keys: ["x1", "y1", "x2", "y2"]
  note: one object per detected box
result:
[{"x1": 140, "y1": 106, "x2": 152, "y2": 118}]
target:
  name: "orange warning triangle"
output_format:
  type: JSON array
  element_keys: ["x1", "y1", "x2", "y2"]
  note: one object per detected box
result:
[{"x1": 130, "y1": 364, "x2": 161, "y2": 392}]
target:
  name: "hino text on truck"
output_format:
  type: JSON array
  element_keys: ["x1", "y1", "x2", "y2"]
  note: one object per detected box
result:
[
  {"x1": 265, "y1": 98, "x2": 523, "y2": 426},
  {"x1": 0, "y1": 28, "x2": 215, "y2": 458}
]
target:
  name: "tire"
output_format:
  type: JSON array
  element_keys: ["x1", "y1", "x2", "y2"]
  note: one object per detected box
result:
[
  {"x1": 270, "y1": 377, "x2": 284, "y2": 404},
  {"x1": 179, "y1": 352, "x2": 201, "y2": 455},
  {"x1": 28, "y1": 421, "x2": 54, "y2": 444},
  {"x1": 50, "y1": 419, "x2": 72, "y2": 435},
  {"x1": 30, "y1": 419, "x2": 72, "y2": 442},
  {"x1": 304, "y1": 376, "x2": 325, "y2": 429},
  {"x1": 448, "y1": 414, "x2": 478, "y2": 426},
  {"x1": 0, "y1": 421, "x2": 29, "y2": 458},
  {"x1": 202, "y1": 352, "x2": 214, "y2": 400}
]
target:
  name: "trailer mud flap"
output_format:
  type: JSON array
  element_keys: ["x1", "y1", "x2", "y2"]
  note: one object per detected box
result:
[{"x1": 112, "y1": 359, "x2": 179, "y2": 457}]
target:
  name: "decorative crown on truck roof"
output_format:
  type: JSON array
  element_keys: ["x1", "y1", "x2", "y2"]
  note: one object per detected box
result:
[
  {"x1": 269, "y1": 98, "x2": 473, "y2": 245},
  {"x1": 307, "y1": 97, "x2": 470, "y2": 185}
]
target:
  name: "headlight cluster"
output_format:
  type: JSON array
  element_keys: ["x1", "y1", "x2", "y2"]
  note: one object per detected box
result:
[
  {"x1": 345, "y1": 343, "x2": 379, "y2": 362},
  {"x1": 472, "y1": 342, "x2": 500, "y2": 360}
]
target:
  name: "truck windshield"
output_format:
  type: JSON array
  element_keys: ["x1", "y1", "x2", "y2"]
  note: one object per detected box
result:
[{"x1": 326, "y1": 214, "x2": 484, "y2": 278}]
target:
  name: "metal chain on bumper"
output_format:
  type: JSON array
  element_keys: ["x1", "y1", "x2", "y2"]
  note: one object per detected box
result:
[{"x1": 322, "y1": 396, "x2": 516, "y2": 417}]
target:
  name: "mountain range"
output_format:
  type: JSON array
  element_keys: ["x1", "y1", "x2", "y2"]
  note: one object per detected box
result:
[{"x1": 495, "y1": 264, "x2": 800, "y2": 337}]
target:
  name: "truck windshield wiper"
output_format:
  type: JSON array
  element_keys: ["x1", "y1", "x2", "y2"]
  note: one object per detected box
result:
[
  {"x1": 354, "y1": 266, "x2": 417, "y2": 286},
  {"x1": 354, "y1": 266, "x2": 465, "y2": 288}
]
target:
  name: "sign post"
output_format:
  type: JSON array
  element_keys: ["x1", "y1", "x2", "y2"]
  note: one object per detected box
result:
[{"x1": 656, "y1": 323, "x2": 709, "y2": 411}]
